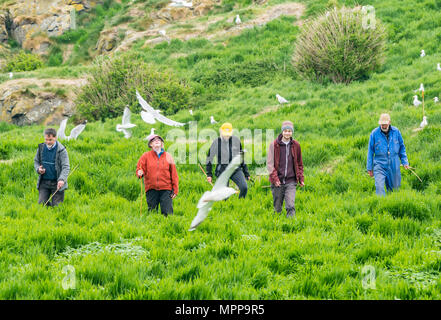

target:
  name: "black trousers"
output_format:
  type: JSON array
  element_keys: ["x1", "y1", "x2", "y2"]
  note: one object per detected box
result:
[
  {"x1": 146, "y1": 189, "x2": 173, "y2": 216},
  {"x1": 38, "y1": 179, "x2": 65, "y2": 207}
]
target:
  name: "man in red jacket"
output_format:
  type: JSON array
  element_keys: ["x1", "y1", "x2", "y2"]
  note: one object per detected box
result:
[
  {"x1": 267, "y1": 121, "x2": 305, "y2": 218},
  {"x1": 136, "y1": 135, "x2": 179, "y2": 216}
]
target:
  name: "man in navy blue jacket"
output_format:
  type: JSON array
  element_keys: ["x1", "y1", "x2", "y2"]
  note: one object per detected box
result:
[{"x1": 367, "y1": 113, "x2": 410, "y2": 196}]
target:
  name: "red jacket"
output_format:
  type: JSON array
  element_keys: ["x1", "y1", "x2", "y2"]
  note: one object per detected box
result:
[
  {"x1": 267, "y1": 135, "x2": 304, "y2": 185},
  {"x1": 136, "y1": 150, "x2": 179, "y2": 194}
]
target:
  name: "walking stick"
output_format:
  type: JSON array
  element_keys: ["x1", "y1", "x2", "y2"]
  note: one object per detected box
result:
[
  {"x1": 198, "y1": 163, "x2": 213, "y2": 187},
  {"x1": 139, "y1": 177, "x2": 144, "y2": 217},
  {"x1": 408, "y1": 167, "x2": 423, "y2": 183},
  {"x1": 44, "y1": 164, "x2": 79, "y2": 207}
]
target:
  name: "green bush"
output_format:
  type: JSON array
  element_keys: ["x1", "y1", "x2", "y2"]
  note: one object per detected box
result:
[
  {"x1": 4, "y1": 51, "x2": 43, "y2": 72},
  {"x1": 75, "y1": 53, "x2": 192, "y2": 121},
  {"x1": 292, "y1": 6, "x2": 387, "y2": 84}
]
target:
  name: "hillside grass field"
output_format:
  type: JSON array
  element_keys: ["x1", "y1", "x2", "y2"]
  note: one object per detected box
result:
[{"x1": 1, "y1": 0, "x2": 441, "y2": 299}]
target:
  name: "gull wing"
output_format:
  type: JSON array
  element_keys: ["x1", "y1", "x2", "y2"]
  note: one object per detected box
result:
[
  {"x1": 58, "y1": 118, "x2": 67, "y2": 140},
  {"x1": 69, "y1": 123, "x2": 86, "y2": 140},
  {"x1": 189, "y1": 201, "x2": 213, "y2": 231},
  {"x1": 154, "y1": 113, "x2": 186, "y2": 127},
  {"x1": 212, "y1": 154, "x2": 242, "y2": 192},
  {"x1": 122, "y1": 107, "x2": 132, "y2": 125},
  {"x1": 136, "y1": 90, "x2": 155, "y2": 113},
  {"x1": 141, "y1": 110, "x2": 156, "y2": 124}
]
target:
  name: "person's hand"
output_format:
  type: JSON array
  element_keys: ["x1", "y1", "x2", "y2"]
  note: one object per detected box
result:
[
  {"x1": 38, "y1": 166, "x2": 46, "y2": 174},
  {"x1": 274, "y1": 180, "x2": 281, "y2": 187},
  {"x1": 57, "y1": 180, "x2": 64, "y2": 190},
  {"x1": 403, "y1": 165, "x2": 410, "y2": 170},
  {"x1": 137, "y1": 170, "x2": 144, "y2": 178},
  {"x1": 246, "y1": 176, "x2": 250, "y2": 180},
  {"x1": 368, "y1": 170, "x2": 374, "y2": 177},
  {"x1": 207, "y1": 177, "x2": 212, "y2": 183},
  {"x1": 299, "y1": 181, "x2": 305, "y2": 188},
  {"x1": 170, "y1": 192, "x2": 177, "y2": 199}
]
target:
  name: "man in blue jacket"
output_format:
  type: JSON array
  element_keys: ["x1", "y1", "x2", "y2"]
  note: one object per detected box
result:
[{"x1": 367, "y1": 113, "x2": 410, "y2": 196}]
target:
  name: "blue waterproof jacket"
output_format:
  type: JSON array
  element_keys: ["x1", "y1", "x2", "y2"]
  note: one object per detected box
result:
[{"x1": 367, "y1": 126, "x2": 409, "y2": 187}]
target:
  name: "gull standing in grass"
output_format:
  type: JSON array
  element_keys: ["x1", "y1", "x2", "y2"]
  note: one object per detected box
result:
[
  {"x1": 276, "y1": 94, "x2": 289, "y2": 104},
  {"x1": 189, "y1": 153, "x2": 242, "y2": 231},
  {"x1": 136, "y1": 90, "x2": 186, "y2": 127},
  {"x1": 158, "y1": 29, "x2": 170, "y2": 44},
  {"x1": 9, "y1": 72, "x2": 13, "y2": 79},
  {"x1": 420, "y1": 50, "x2": 425, "y2": 57},
  {"x1": 170, "y1": 0, "x2": 193, "y2": 8},
  {"x1": 189, "y1": 109, "x2": 193, "y2": 115},
  {"x1": 420, "y1": 116, "x2": 428, "y2": 129},
  {"x1": 413, "y1": 95, "x2": 422, "y2": 107},
  {"x1": 437, "y1": 63, "x2": 441, "y2": 71},
  {"x1": 210, "y1": 116, "x2": 217, "y2": 124},
  {"x1": 235, "y1": 14, "x2": 241, "y2": 24},
  {"x1": 434, "y1": 97, "x2": 439, "y2": 103},
  {"x1": 116, "y1": 107, "x2": 136, "y2": 139},
  {"x1": 58, "y1": 118, "x2": 87, "y2": 141}
]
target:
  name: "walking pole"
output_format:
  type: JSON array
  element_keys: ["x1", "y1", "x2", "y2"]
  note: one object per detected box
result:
[
  {"x1": 198, "y1": 163, "x2": 213, "y2": 187},
  {"x1": 139, "y1": 177, "x2": 144, "y2": 217},
  {"x1": 44, "y1": 164, "x2": 79, "y2": 207},
  {"x1": 408, "y1": 167, "x2": 423, "y2": 183}
]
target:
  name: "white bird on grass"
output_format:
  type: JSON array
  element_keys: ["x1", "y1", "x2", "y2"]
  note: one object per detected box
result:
[
  {"x1": 116, "y1": 107, "x2": 136, "y2": 139},
  {"x1": 418, "y1": 83, "x2": 424, "y2": 92},
  {"x1": 276, "y1": 94, "x2": 289, "y2": 104},
  {"x1": 235, "y1": 14, "x2": 242, "y2": 24},
  {"x1": 434, "y1": 97, "x2": 439, "y2": 103},
  {"x1": 189, "y1": 153, "x2": 242, "y2": 231},
  {"x1": 437, "y1": 63, "x2": 441, "y2": 71},
  {"x1": 413, "y1": 95, "x2": 422, "y2": 107},
  {"x1": 420, "y1": 116, "x2": 428, "y2": 129},
  {"x1": 144, "y1": 128, "x2": 156, "y2": 141},
  {"x1": 58, "y1": 118, "x2": 87, "y2": 141},
  {"x1": 8, "y1": 72, "x2": 13, "y2": 79},
  {"x1": 136, "y1": 90, "x2": 186, "y2": 127},
  {"x1": 420, "y1": 50, "x2": 425, "y2": 57},
  {"x1": 189, "y1": 109, "x2": 193, "y2": 116},
  {"x1": 158, "y1": 29, "x2": 170, "y2": 44},
  {"x1": 210, "y1": 116, "x2": 217, "y2": 124}
]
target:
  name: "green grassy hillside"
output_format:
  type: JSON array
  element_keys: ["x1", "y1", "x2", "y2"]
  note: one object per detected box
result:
[{"x1": 1, "y1": 0, "x2": 441, "y2": 299}]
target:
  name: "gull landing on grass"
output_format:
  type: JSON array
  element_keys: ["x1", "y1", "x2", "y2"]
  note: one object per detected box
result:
[
  {"x1": 189, "y1": 153, "x2": 243, "y2": 231},
  {"x1": 58, "y1": 118, "x2": 87, "y2": 141},
  {"x1": 116, "y1": 106, "x2": 136, "y2": 139}
]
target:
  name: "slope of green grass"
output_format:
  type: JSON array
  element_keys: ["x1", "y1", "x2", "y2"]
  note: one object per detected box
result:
[{"x1": 1, "y1": 0, "x2": 441, "y2": 299}]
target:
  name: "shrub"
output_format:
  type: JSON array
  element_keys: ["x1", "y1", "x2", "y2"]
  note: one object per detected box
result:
[
  {"x1": 75, "y1": 53, "x2": 192, "y2": 121},
  {"x1": 292, "y1": 6, "x2": 387, "y2": 84},
  {"x1": 4, "y1": 51, "x2": 43, "y2": 72}
]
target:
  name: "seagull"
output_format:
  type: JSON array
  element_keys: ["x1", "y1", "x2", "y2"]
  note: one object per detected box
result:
[
  {"x1": 437, "y1": 63, "x2": 441, "y2": 71},
  {"x1": 144, "y1": 128, "x2": 156, "y2": 141},
  {"x1": 8, "y1": 72, "x2": 13, "y2": 79},
  {"x1": 434, "y1": 97, "x2": 439, "y2": 103},
  {"x1": 158, "y1": 29, "x2": 170, "y2": 43},
  {"x1": 116, "y1": 106, "x2": 136, "y2": 139},
  {"x1": 420, "y1": 50, "x2": 425, "y2": 57},
  {"x1": 418, "y1": 83, "x2": 424, "y2": 92},
  {"x1": 210, "y1": 116, "x2": 217, "y2": 124},
  {"x1": 189, "y1": 153, "x2": 242, "y2": 231},
  {"x1": 420, "y1": 116, "x2": 428, "y2": 129},
  {"x1": 235, "y1": 14, "x2": 241, "y2": 24},
  {"x1": 136, "y1": 90, "x2": 185, "y2": 127},
  {"x1": 276, "y1": 94, "x2": 289, "y2": 104},
  {"x1": 413, "y1": 95, "x2": 422, "y2": 107},
  {"x1": 58, "y1": 118, "x2": 87, "y2": 141},
  {"x1": 170, "y1": 0, "x2": 192, "y2": 8},
  {"x1": 189, "y1": 109, "x2": 193, "y2": 116}
]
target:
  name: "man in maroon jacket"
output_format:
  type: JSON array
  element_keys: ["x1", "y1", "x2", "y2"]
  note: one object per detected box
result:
[{"x1": 267, "y1": 120, "x2": 305, "y2": 218}]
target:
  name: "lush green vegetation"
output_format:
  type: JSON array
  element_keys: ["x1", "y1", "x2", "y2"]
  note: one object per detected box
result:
[{"x1": 1, "y1": 0, "x2": 441, "y2": 299}]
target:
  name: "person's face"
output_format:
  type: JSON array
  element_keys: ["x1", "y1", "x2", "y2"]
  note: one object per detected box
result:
[
  {"x1": 45, "y1": 134, "x2": 57, "y2": 147},
  {"x1": 151, "y1": 138, "x2": 162, "y2": 150},
  {"x1": 380, "y1": 122, "x2": 390, "y2": 131},
  {"x1": 282, "y1": 129, "x2": 292, "y2": 139}
]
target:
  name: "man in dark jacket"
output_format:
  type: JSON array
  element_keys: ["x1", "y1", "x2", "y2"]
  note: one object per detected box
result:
[
  {"x1": 34, "y1": 128, "x2": 70, "y2": 206},
  {"x1": 206, "y1": 122, "x2": 250, "y2": 198},
  {"x1": 267, "y1": 120, "x2": 304, "y2": 218}
]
